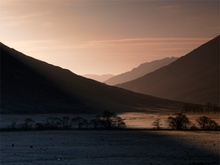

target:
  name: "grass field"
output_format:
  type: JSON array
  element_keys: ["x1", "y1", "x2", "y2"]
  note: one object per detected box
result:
[{"x1": 1, "y1": 130, "x2": 219, "y2": 165}]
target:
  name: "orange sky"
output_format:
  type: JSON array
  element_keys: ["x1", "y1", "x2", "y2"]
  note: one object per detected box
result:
[{"x1": 0, "y1": 0, "x2": 219, "y2": 75}]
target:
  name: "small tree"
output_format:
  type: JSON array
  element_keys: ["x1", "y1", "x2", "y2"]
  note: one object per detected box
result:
[
  {"x1": 167, "y1": 113, "x2": 190, "y2": 130},
  {"x1": 72, "y1": 117, "x2": 87, "y2": 129},
  {"x1": 113, "y1": 116, "x2": 126, "y2": 129},
  {"x1": 206, "y1": 120, "x2": 219, "y2": 130},
  {"x1": 196, "y1": 116, "x2": 209, "y2": 130},
  {"x1": 196, "y1": 116, "x2": 220, "y2": 130},
  {"x1": 7, "y1": 122, "x2": 17, "y2": 130},
  {"x1": 152, "y1": 118, "x2": 162, "y2": 129},
  {"x1": 97, "y1": 111, "x2": 126, "y2": 129},
  {"x1": 98, "y1": 111, "x2": 116, "y2": 129},
  {"x1": 44, "y1": 117, "x2": 61, "y2": 129},
  {"x1": 60, "y1": 116, "x2": 71, "y2": 129},
  {"x1": 20, "y1": 118, "x2": 35, "y2": 130}
]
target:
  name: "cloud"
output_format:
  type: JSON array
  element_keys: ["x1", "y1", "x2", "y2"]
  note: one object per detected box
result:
[
  {"x1": 88, "y1": 37, "x2": 211, "y2": 46},
  {"x1": 0, "y1": 12, "x2": 50, "y2": 21},
  {"x1": 0, "y1": 8, "x2": 51, "y2": 27},
  {"x1": 5, "y1": 39, "x2": 92, "y2": 53},
  {"x1": 6, "y1": 37, "x2": 211, "y2": 51}
]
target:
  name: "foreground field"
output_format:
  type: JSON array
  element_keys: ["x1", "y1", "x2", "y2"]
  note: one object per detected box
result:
[{"x1": 1, "y1": 130, "x2": 219, "y2": 165}]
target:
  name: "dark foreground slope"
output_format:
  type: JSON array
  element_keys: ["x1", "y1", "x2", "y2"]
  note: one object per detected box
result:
[
  {"x1": 118, "y1": 36, "x2": 219, "y2": 105},
  {"x1": 0, "y1": 43, "x2": 182, "y2": 114},
  {"x1": 105, "y1": 57, "x2": 177, "y2": 85}
]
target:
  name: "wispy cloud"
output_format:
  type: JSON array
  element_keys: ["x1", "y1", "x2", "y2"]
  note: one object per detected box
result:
[
  {"x1": 5, "y1": 37, "x2": 212, "y2": 55},
  {"x1": 88, "y1": 37, "x2": 211, "y2": 46},
  {"x1": 0, "y1": 12, "x2": 50, "y2": 21},
  {"x1": 5, "y1": 40, "x2": 92, "y2": 52},
  {"x1": 0, "y1": 10, "x2": 51, "y2": 27}
]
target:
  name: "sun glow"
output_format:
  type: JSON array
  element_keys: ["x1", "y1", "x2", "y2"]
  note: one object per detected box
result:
[{"x1": 0, "y1": 0, "x2": 219, "y2": 75}]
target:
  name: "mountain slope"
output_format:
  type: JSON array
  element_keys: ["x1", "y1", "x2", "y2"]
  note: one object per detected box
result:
[
  {"x1": 0, "y1": 43, "x2": 183, "y2": 114},
  {"x1": 118, "y1": 36, "x2": 219, "y2": 105},
  {"x1": 83, "y1": 74, "x2": 114, "y2": 82},
  {"x1": 105, "y1": 57, "x2": 178, "y2": 85}
]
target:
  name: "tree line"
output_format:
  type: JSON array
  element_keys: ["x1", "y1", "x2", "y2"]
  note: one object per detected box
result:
[
  {"x1": 5, "y1": 111, "x2": 126, "y2": 131},
  {"x1": 4, "y1": 111, "x2": 220, "y2": 131},
  {"x1": 152, "y1": 113, "x2": 220, "y2": 130}
]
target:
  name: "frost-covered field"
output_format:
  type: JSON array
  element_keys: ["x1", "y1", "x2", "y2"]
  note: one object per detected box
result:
[{"x1": 1, "y1": 130, "x2": 219, "y2": 165}]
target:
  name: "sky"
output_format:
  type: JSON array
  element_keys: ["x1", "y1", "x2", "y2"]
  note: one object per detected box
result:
[{"x1": 0, "y1": 0, "x2": 219, "y2": 75}]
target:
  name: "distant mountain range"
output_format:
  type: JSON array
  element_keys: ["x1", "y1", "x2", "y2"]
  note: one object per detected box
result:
[
  {"x1": 105, "y1": 57, "x2": 178, "y2": 85},
  {"x1": 0, "y1": 43, "x2": 183, "y2": 114},
  {"x1": 83, "y1": 74, "x2": 114, "y2": 82},
  {"x1": 118, "y1": 36, "x2": 219, "y2": 105}
]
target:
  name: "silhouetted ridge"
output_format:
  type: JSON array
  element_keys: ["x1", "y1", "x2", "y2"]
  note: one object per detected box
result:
[
  {"x1": 118, "y1": 36, "x2": 220, "y2": 105},
  {"x1": 105, "y1": 57, "x2": 178, "y2": 85}
]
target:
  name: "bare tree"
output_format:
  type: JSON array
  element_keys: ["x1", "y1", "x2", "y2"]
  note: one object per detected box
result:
[
  {"x1": 167, "y1": 113, "x2": 190, "y2": 130},
  {"x1": 44, "y1": 117, "x2": 61, "y2": 129},
  {"x1": 196, "y1": 116, "x2": 220, "y2": 130},
  {"x1": 98, "y1": 111, "x2": 116, "y2": 129},
  {"x1": 61, "y1": 116, "x2": 71, "y2": 129},
  {"x1": 7, "y1": 122, "x2": 17, "y2": 130},
  {"x1": 114, "y1": 116, "x2": 126, "y2": 129},
  {"x1": 97, "y1": 111, "x2": 126, "y2": 129},
  {"x1": 152, "y1": 118, "x2": 162, "y2": 129},
  {"x1": 72, "y1": 117, "x2": 87, "y2": 129},
  {"x1": 20, "y1": 118, "x2": 35, "y2": 130}
]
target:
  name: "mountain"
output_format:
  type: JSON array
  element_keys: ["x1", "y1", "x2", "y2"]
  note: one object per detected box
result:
[
  {"x1": 105, "y1": 57, "x2": 178, "y2": 85},
  {"x1": 83, "y1": 74, "x2": 114, "y2": 82},
  {"x1": 118, "y1": 36, "x2": 219, "y2": 105},
  {"x1": 0, "y1": 42, "x2": 183, "y2": 114}
]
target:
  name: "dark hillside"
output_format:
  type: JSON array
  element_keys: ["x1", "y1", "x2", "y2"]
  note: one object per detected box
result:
[
  {"x1": 0, "y1": 43, "x2": 183, "y2": 114},
  {"x1": 118, "y1": 36, "x2": 219, "y2": 105}
]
